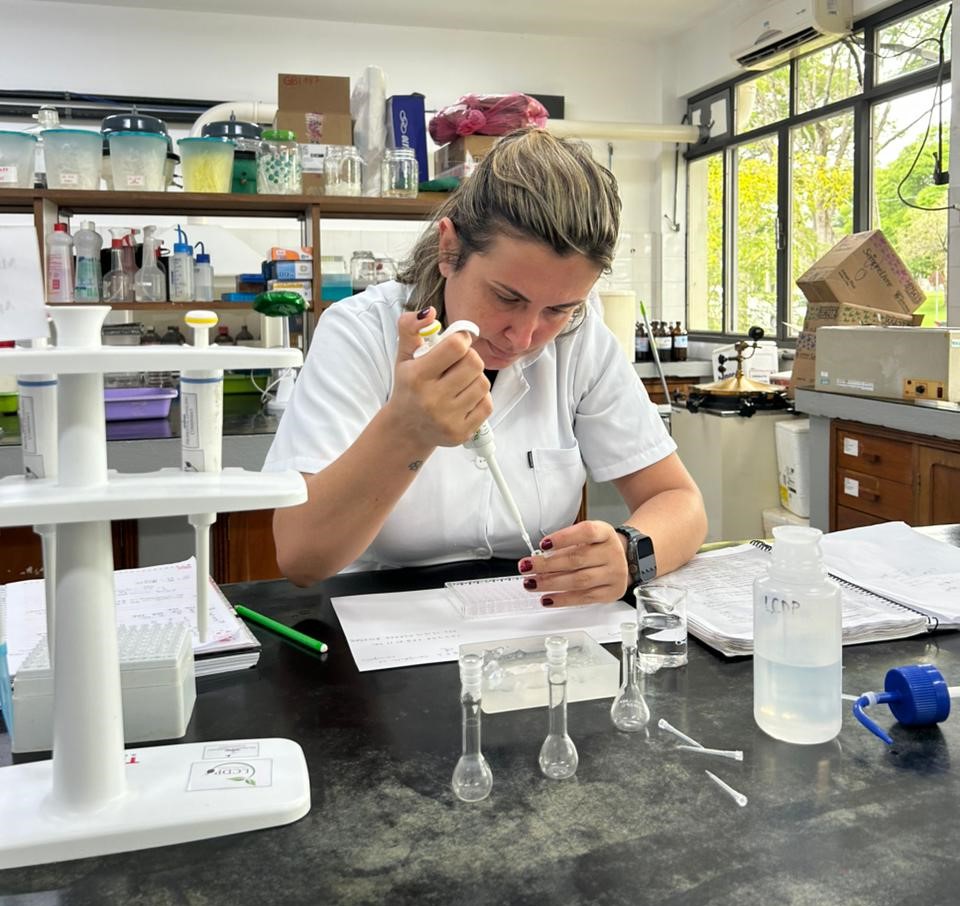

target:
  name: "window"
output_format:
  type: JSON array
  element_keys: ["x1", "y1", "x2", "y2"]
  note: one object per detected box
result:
[{"x1": 686, "y1": 0, "x2": 951, "y2": 340}]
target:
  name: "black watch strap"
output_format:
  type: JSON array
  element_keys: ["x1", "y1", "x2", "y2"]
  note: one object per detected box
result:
[{"x1": 614, "y1": 525, "x2": 657, "y2": 600}]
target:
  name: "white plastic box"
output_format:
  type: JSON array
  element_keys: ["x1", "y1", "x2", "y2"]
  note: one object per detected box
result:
[
  {"x1": 775, "y1": 418, "x2": 811, "y2": 518},
  {"x1": 10, "y1": 623, "x2": 195, "y2": 753},
  {"x1": 459, "y1": 630, "x2": 619, "y2": 713}
]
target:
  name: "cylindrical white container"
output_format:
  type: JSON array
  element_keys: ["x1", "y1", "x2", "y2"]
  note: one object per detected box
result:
[
  {"x1": 108, "y1": 131, "x2": 166, "y2": 192},
  {"x1": 0, "y1": 130, "x2": 38, "y2": 188},
  {"x1": 753, "y1": 525, "x2": 842, "y2": 745},
  {"x1": 170, "y1": 243, "x2": 195, "y2": 302},
  {"x1": 41, "y1": 128, "x2": 103, "y2": 190},
  {"x1": 45, "y1": 223, "x2": 74, "y2": 303}
]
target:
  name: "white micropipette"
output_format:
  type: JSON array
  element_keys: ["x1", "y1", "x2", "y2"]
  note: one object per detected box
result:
[{"x1": 414, "y1": 319, "x2": 536, "y2": 557}]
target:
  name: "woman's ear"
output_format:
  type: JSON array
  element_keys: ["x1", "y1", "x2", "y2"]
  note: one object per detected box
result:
[{"x1": 437, "y1": 217, "x2": 460, "y2": 279}]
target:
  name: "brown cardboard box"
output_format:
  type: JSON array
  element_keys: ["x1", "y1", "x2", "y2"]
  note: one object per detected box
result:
[
  {"x1": 274, "y1": 73, "x2": 353, "y2": 145},
  {"x1": 433, "y1": 135, "x2": 499, "y2": 174},
  {"x1": 795, "y1": 229, "x2": 925, "y2": 315}
]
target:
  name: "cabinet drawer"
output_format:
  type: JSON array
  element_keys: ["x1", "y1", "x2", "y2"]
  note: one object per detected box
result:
[
  {"x1": 834, "y1": 504, "x2": 887, "y2": 532},
  {"x1": 835, "y1": 429, "x2": 913, "y2": 484},
  {"x1": 836, "y1": 468, "x2": 914, "y2": 521}
]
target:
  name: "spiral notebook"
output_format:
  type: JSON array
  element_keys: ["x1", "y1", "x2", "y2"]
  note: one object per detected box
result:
[{"x1": 664, "y1": 522, "x2": 960, "y2": 657}]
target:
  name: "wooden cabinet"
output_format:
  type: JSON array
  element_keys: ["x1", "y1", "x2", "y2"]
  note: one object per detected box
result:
[
  {"x1": 641, "y1": 377, "x2": 700, "y2": 404},
  {"x1": 830, "y1": 419, "x2": 960, "y2": 530},
  {"x1": 212, "y1": 509, "x2": 282, "y2": 584}
]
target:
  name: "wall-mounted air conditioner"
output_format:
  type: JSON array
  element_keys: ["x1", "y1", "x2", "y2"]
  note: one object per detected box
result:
[{"x1": 732, "y1": 0, "x2": 853, "y2": 71}]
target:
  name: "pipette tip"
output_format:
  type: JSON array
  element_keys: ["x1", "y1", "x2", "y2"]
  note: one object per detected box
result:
[
  {"x1": 705, "y1": 770, "x2": 748, "y2": 807},
  {"x1": 676, "y1": 744, "x2": 744, "y2": 762},
  {"x1": 657, "y1": 718, "x2": 704, "y2": 749}
]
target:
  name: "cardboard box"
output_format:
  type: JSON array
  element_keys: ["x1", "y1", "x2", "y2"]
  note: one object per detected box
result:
[
  {"x1": 386, "y1": 94, "x2": 428, "y2": 182},
  {"x1": 263, "y1": 260, "x2": 313, "y2": 281},
  {"x1": 269, "y1": 247, "x2": 312, "y2": 261},
  {"x1": 795, "y1": 229, "x2": 925, "y2": 315},
  {"x1": 433, "y1": 134, "x2": 499, "y2": 174},
  {"x1": 815, "y1": 326, "x2": 960, "y2": 402},
  {"x1": 275, "y1": 73, "x2": 353, "y2": 145}
]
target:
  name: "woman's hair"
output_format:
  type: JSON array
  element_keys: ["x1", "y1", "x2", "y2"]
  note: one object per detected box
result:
[{"x1": 397, "y1": 128, "x2": 622, "y2": 323}]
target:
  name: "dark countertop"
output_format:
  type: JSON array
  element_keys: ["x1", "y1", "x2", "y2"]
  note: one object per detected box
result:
[
  {"x1": 0, "y1": 391, "x2": 279, "y2": 448},
  {"x1": 2, "y1": 537, "x2": 960, "y2": 904}
]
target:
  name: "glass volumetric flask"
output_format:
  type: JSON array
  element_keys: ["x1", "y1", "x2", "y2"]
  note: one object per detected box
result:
[
  {"x1": 452, "y1": 652, "x2": 493, "y2": 802},
  {"x1": 539, "y1": 635, "x2": 579, "y2": 780},
  {"x1": 610, "y1": 621, "x2": 650, "y2": 732}
]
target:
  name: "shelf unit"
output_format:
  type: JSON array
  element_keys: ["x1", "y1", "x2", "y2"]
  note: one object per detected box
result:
[{"x1": 0, "y1": 306, "x2": 312, "y2": 868}]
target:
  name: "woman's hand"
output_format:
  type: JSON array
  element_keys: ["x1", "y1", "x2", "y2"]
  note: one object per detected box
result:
[
  {"x1": 386, "y1": 308, "x2": 493, "y2": 450},
  {"x1": 517, "y1": 520, "x2": 630, "y2": 607}
]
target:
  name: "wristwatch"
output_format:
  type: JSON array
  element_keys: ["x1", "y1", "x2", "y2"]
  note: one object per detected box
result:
[{"x1": 614, "y1": 525, "x2": 657, "y2": 600}]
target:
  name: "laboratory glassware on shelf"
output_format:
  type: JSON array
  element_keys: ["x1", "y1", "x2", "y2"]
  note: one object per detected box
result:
[
  {"x1": 0, "y1": 304, "x2": 310, "y2": 869},
  {"x1": 381, "y1": 148, "x2": 418, "y2": 198},
  {"x1": 610, "y1": 621, "x2": 650, "y2": 732},
  {"x1": 134, "y1": 225, "x2": 167, "y2": 303},
  {"x1": 451, "y1": 652, "x2": 493, "y2": 802},
  {"x1": 102, "y1": 228, "x2": 134, "y2": 303},
  {"x1": 539, "y1": 636, "x2": 579, "y2": 780},
  {"x1": 257, "y1": 129, "x2": 302, "y2": 195}
]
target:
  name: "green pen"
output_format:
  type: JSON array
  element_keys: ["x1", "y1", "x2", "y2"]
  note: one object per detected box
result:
[{"x1": 234, "y1": 604, "x2": 329, "y2": 654}]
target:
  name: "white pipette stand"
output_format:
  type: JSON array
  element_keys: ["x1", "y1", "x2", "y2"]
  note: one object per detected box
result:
[{"x1": 0, "y1": 306, "x2": 311, "y2": 869}]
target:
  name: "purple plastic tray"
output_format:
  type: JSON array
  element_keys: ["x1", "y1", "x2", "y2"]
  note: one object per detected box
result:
[{"x1": 103, "y1": 387, "x2": 177, "y2": 421}]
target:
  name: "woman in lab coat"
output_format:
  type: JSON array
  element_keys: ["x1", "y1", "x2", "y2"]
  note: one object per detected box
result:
[{"x1": 266, "y1": 128, "x2": 707, "y2": 605}]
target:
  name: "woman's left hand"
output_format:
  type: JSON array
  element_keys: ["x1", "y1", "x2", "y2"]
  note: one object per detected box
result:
[{"x1": 517, "y1": 520, "x2": 630, "y2": 607}]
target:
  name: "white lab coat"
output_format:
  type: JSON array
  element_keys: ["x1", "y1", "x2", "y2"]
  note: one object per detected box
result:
[{"x1": 263, "y1": 281, "x2": 675, "y2": 571}]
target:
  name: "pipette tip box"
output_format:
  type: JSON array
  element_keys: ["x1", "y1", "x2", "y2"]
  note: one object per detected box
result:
[
  {"x1": 10, "y1": 623, "x2": 196, "y2": 753},
  {"x1": 459, "y1": 630, "x2": 619, "y2": 713}
]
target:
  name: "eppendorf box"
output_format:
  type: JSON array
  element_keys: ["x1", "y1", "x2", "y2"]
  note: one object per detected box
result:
[{"x1": 815, "y1": 326, "x2": 960, "y2": 402}]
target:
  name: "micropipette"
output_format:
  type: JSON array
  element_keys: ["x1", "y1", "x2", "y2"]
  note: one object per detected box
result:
[{"x1": 414, "y1": 319, "x2": 537, "y2": 557}]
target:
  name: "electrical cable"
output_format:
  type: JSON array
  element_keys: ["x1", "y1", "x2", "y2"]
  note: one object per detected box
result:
[{"x1": 664, "y1": 113, "x2": 690, "y2": 233}]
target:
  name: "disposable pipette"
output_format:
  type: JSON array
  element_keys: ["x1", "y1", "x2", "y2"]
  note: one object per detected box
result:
[
  {"x1": 657, "y1": 717, "x2": 704, "y2": 749},
  {"x1": 676, "y1": 744, "x2": 744, "y2": 762},
  {"x1": 414, "y1": 319, "x2": 536, "y2": 557},
  {"x1": 705, "y1": 770, "x2": 748, "y2": 807}
]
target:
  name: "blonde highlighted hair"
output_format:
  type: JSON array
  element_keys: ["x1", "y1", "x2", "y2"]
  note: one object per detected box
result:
[{"x1": 397, "y1": 128, "x2": 622, "y2": 323}]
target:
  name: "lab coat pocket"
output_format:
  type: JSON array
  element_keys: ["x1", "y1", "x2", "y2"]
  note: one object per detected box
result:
[{"x1": 529, "y1": 445, "x2": 587, "y2": 538}]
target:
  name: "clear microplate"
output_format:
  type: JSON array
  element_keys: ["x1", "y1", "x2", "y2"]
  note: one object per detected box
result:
[
  {"x1": 446, "y1": 575, "x2": 554, "y2": 620},
  {"x1": 459, "y1": 631, "x2": 619, "y2": 713}
]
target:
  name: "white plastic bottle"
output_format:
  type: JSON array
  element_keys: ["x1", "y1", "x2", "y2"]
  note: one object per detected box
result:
[
  {"x1": 45, "y1": 222, "x2": 74, "y2": 302},
  {"x1": 193, "y1": 242, "x2": 214, "y2": 302},
  {"x1": 73, "y1": 221, "x2": 102, "y2": 302},
  {"x1": 170, "y1": 225, "x2": 195, "y2": 302},
  {"x1": 753, "y1": 525, "x2": 842, "y2": 744}
]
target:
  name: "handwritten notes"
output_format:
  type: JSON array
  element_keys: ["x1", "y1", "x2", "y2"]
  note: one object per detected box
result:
[{"x1": 0, "y1": 227, "x2": 48, "y2": 341}]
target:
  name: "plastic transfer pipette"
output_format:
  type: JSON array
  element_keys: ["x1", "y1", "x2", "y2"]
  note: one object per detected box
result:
[{"x1": 414, "y1": 319, "x2": 536, "y2": 557}]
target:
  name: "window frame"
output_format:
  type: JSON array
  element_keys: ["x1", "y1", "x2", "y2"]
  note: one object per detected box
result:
[{"x1": 684, "y1": 0, "x2": 951, "y2": 344}]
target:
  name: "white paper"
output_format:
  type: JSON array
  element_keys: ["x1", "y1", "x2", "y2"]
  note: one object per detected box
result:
[
  {"x1": 332, "y1": 583, "x2": 634, "y2": 672},
  {"x1": 1, "y1": 558, "x2": 256, "y2": 677},
  {"x1": 0, "y1": 227, "x2": 49, "y2": 341},
  {"x1": 820, "y1": 522, "x2": 960, "y2": 624}
]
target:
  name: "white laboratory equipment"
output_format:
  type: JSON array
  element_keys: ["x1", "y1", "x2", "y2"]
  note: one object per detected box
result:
[{"x1": 0, "y1": 304, "x2": 310, "y2": 869}]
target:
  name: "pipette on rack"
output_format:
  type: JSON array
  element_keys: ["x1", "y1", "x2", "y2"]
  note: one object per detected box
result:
[{"x1": 414, "y1": 319, "x2": 536, "y2": 557}]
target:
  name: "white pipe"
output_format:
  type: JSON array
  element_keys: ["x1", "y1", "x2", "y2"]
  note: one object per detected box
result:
[
  {"x1": 547, "y1": 120, "x2": 702, "y2": 144},
  {"x1": 190, "y1": 101, "x2": 278, "y2": 137}
]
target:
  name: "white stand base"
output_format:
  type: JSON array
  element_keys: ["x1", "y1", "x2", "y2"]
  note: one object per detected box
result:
[
  {"x1": 0, "y1": 737, "x2": 310, "y2": 869},
  {"x1": 266, "y1": 369, "x2": 297, "y2": 416}
]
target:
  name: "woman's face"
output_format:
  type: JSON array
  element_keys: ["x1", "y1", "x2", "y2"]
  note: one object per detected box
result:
[{"x1": 438, "y1": 218, "x2": 601, "y2": 370}]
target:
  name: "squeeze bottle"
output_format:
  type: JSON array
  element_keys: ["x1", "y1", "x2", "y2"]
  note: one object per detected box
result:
[
  {"x1": 753, "y1": 525, "x2": 842, "y2": 744},
  {"x1": 73, "y1": 221, "x2": 102, "y2": 302},
  {"x1": 45, "y1": 223, "x2": 74, "y2": 303},
  {"x1": 170, "y1": 225, "x2": 195, "y2": 302},
  {"x1": 193, "y1": 241, "x2": 214, "y2": 302}
]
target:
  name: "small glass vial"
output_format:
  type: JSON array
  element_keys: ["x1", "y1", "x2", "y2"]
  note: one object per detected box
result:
[
  {"x1": 350, "y1": 250, "x2": 377, "y2": 294},
  {"x1": 539, "y1": 636, "x2": 579, "y2": 780},
  {"x1": 610, "y1": 621, "x2": 650, "y2": 732},
  {"x1": 257, "y1": 129, "x2": 302, "y2": 195},
  {"x1": 380, "y1": 148, "x2": 418, "y2": 198},
  {"x1": 452, "y1": 652, "x2": 493, "y2": 802}
]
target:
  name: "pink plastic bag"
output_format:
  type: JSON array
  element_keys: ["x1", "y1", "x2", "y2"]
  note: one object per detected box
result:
[{"x1": 429, "y1": 93, "x2": 549, "y2": 144}]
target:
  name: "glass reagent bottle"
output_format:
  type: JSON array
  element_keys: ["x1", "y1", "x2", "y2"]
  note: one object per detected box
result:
[
  {"x1": 452, "y1": 652, "x2": 493, "y2": 802},
  {"x1": 753, "y1": 525, "x2": 842, "y2": 744}
]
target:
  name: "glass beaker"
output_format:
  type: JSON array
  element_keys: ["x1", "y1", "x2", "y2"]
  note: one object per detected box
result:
[
  {"x1": 257, "y1": 129, "x2": 302, "y2": 195},
  {"x1": 380, "y1": 148, "x2": 418, "y2": 198}
]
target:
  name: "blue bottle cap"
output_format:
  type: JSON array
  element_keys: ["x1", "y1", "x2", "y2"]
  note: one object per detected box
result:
[
  {"x1": 173, "y1": 243, "x2": 192, "y2": 254},
  {"x1": 885, "y1": 664, "x2": 951, "y2": 726},
  {"x1": 196, "y1": 253, "x2": 211, "y2": 263}
]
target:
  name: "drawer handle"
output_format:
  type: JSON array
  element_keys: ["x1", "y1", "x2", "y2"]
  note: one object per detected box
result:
[
  {"x1": 858, "y1": 488, "x2": 879, "y2": 501},
  {"x1": 860, "y1": 452, "x2": 880, "y2": 463}
]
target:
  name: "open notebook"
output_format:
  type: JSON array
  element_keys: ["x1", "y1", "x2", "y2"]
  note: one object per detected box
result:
[
  {"x1": 664, "y1": 522, "x2": 960, "y2": 657},
  {"x1": 0, "y1": 558, "x2": 260, "y2": 678}
]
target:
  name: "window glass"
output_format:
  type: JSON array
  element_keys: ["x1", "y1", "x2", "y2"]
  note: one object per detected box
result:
[
  {"x1": 873, "y1": 84, "x2": 950, "y2": 325},
  {"x1": 735, "y1": 66, "x2": 790, "y2": 133},
  {"x1": 876, "y1": 1, "x2": 951, "y2": 83},
  {"x1": 790, "y1": 110, "x2": 855, "y2": 329},
  {"x1": 797, "y1": 36, "x2": 865, "y2": 113},
  {"x1": 687, "y1": 154, "x2": 724, "y2": 332},
  {"x1": 733, "y1": 135, "x2": 779, "y2": 336}
]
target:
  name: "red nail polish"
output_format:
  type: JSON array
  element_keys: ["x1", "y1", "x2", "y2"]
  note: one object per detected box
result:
[
  {"x1": 519, "y1": 559, "x2": 533, "y2": 573},
  {"x1": 541, "y1": 597, "x2": 554, "y2": 607},
  {"x1": 523, "y1": 577, "x2": 537, "y2": 591},
  {"x1": 416, "y1": 307, "x2": 431, "y2": 320},
  {"x1": 541, "y1": 538, "x2": 553, "y2": 550}
]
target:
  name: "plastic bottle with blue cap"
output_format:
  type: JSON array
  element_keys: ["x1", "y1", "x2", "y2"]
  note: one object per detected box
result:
[
  {"x1": 853, "y1": 664, "x2": 959, "y2": 744},
  {"x1": 170, "y1": 224, "x2": 195, "y2": 302},
  {"x1": 193, "y1": 241, "x2": 214, "y2": 303}
]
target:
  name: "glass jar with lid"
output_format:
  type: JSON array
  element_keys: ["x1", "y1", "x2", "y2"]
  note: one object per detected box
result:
[
  {"x1": 324, "y1": 145, "x2": 363, "y2": 196},
  {"x1": 380, "y1": 148, "x2": 418, "y2": 198},
  {"x1": 350, "y1": 250, "x2": 378, "y2": 293},
  {"x1": 257, "y1": 129, "x2": 302, "y2": 195}
]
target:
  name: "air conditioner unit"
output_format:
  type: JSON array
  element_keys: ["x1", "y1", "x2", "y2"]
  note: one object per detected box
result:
[{"x1": 732, "y1": 0, "x2": 853, "y2": 70}]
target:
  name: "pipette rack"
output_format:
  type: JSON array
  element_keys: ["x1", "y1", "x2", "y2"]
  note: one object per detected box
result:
[{"x1": 0, "y1": 306, "x2": 310, "y2": 869}]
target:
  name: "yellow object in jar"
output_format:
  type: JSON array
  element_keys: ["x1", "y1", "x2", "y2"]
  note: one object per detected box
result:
[{"x1": 178, "y1": 137, "x2": 235, "y2": 193}]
